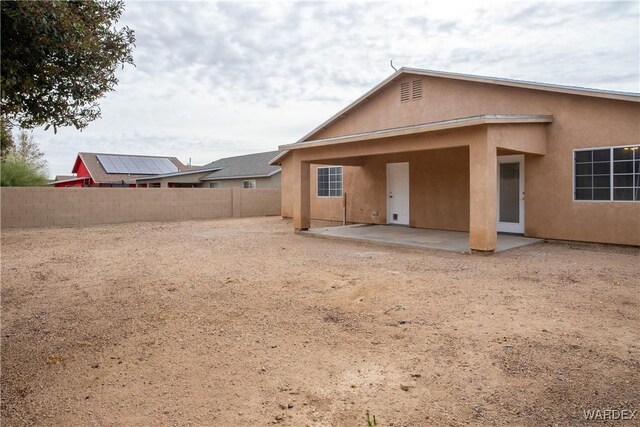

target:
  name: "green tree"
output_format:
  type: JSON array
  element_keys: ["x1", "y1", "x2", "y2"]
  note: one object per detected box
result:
[
  {"x1": 14, "y1": 130, "x2": 48, "y2": 174},
  {"x1": 1, "y1": 0, "x2": 135, "y2": 131},
  {"x1": 1, "y1": 127, "x2": 49, "y2": 186},
  {"x1": 0, "y1": 153, "x2": 48, "y2": 186}
]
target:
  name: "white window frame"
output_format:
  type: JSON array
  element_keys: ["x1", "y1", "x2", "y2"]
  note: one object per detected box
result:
[
  {"x1": 316, "y1": 166, "x2": 343, "y2": 198},
  {"x1": 573, "y1": 144, "x2": 639, "y2": 202},
  {"x1": 243, "y1": 180, "x2": 256, "y2": 189},
  {"x1": 209, "y1": 181, "x2": 222, "y2": 188}
]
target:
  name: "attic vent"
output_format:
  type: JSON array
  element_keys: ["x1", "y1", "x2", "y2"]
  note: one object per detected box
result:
[
  {"x1": 412, "y1": 79, "x2": 423, "y2": 99},
  {"x1": 400, "y1": 82, "x2": 410, "y2": 102}
]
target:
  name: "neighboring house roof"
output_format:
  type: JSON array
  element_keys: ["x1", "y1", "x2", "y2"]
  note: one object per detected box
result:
[
  {"x1": 73, "y1": 152, "x2": 187, "y2": 184},
  {"x1": 55, "y1": 175, "x2": 76, "y2": 181},
  {"x1": 47, "y1": 176, "x2": 92, "y2": 186},
  {"x1": 201, "y1": 151, "x2": 281, "y2": 181},
  {"x1": 134, "y1": 165, "x2": 223, "y2": 182},
  {"x1": 180, "y1": 164, "x2": 205, "y2": 171},
  {"x1": 270, "y1": 67, "x2": 640, "y2": 165}
]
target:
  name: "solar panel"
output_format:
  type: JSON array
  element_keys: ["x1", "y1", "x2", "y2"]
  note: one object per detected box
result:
[
  {"x1": 120, "y1": 156, "x2": 136, "y2": 173},
  {"x1": 164, "y1": 158, "x2": 178, "y2": 173},
  {"x1": 111, "y1": 156, "x2": 127, "y2": 173},
  {"x1": 96, "y1": 154, "x2": 179, "y2": 175},
  {"x1": 131, "y1": 157, "x2": 153, "y2": 174},
  {"x1": 98, "y1": 155, "x2": 118, "y2": 173},
  {"x1": 155, "y1": 157, "x2": 178, "y2": 174},
  {"x1": 148, "y1": 158, "x2": 164, "y2": 174}
]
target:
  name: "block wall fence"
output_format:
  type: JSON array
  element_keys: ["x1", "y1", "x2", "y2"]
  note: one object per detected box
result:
[{"x1": 1, "y1": 187, "x2": 281, "y2": 228}]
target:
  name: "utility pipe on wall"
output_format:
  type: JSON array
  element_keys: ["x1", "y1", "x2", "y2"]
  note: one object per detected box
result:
[{"x1": 342, "y1": 192, "x2": 347, "y2": 226}]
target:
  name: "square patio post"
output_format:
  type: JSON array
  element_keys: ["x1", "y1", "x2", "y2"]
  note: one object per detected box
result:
[
  {"x1": 293, "y1": 157, "x2": 311, "y2": 232},
  {"x1": 469, "y1": 138, "x2": 498, "y2": 252}
]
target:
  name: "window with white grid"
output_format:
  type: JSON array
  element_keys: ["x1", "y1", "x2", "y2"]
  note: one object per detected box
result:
[
  {"x1": 574, "y1": 146, "x2": 640, "y2": 201},
  {"x1": 317, "y1": 166, "x2": 343, "y2": 197}
]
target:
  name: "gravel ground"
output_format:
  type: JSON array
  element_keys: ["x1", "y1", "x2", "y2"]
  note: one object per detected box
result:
[{"x1": 1, "y1": 217, "x2": 639, "y2": 426}]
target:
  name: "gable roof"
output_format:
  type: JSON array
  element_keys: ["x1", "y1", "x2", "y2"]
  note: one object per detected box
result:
[
  {"x1": 73, "y1": 152, "x2": 187, "y2": 184},
  {"x1": 201, "y1": 151, "x2": 281, "y2": 180},
  {"x1": 296, "y1": 67, "x2": 640, "y2": 144}
]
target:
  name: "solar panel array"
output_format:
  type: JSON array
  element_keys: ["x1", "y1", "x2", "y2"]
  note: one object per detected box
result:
[{"x1": 96, "y1": 154, "x2": 179, "y2": 175}]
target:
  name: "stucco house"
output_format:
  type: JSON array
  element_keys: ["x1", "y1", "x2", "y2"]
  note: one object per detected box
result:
[
  {"x1": 271, "y1": 68, "x2": 640, "y2": 252},
  {"x1": 134, "y1": 151, "x2": 281, "y2": 188}
]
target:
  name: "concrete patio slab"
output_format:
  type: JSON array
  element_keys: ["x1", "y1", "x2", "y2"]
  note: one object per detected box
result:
[{"x1": 304, "y1": 224, "x2": 542, "y2": 253}]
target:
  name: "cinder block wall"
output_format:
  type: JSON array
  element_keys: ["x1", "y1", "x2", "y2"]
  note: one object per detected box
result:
[{"x1": 0, "y1": 188, "x2": 281, "y2": 228}]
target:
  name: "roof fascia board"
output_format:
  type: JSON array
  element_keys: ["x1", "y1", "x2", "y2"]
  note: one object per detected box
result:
[
  {"x1": 269, "y1": 151, "x2": 288, "y2": 165},
  {"x1": 79, "y1": 152, "x2": 181, "y2": 160},
  {"x1": 134, "y1": 167, "x2": 223, "y2": 182},
  {"x1": 295, "y1": 70, "x2": 403, "y2": 143},
  {"x1": 75, "y1": 153, "x2": 99, "y2": 183},
  {"x1": 279, "y1": 114, "x2": 553, "y2": 152},
  {"x1": 47, "y1": 176, "x2": 91, "y2": 185},
  {"x1": 71, "y1": 155, "x2": 82, "y2": 174},
  {"x1": 201, "y1": 169, "x2": 282, "y2": 181},
  {"x1": 402, "y1": 67, "x2": 640, "y2": 102}
]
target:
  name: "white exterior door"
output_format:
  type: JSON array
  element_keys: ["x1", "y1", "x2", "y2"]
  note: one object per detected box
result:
[
  {"x1": 497, "y1": 155, "x2": 525, "y2": 234},
  {"x1": 386, "y1": 162, "x2": 409, "y2": 225}
]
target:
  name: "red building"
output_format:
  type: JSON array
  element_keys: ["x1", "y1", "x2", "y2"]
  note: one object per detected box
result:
[{"x1": 52, "y1": 152, "x2": 191, "y2": 188}]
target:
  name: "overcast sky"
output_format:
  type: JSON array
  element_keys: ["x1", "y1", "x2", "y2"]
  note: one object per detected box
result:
[{"x1": 34, "y1": 0, "x2": 639, "y2": 177}]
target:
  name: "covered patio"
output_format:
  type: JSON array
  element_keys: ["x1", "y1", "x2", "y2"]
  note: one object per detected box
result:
[
  {"x1": 276, "y1": 114, "x2": 553, "y2": 253},
  {"x1": 305, "y1": 223, "x2": 542, "y2": 253}
]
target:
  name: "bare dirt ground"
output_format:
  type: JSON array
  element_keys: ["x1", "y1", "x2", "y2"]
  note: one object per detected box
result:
[{"x1": 1, "y1": 217, "x2": 639, "y2": 426}]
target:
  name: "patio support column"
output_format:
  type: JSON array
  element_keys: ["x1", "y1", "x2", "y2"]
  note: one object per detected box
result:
[
  {"x1": 293, "y1": 157, "x2": 311, "y2": 232},
  {"x1": 469, "y1": 138, "x2": 497, "y2": 252}
]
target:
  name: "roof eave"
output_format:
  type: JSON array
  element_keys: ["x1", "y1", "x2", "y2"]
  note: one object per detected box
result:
[
  {"x1": 47, "y1": 176, "x2": 92, "y2": 185},
  {"x1": 294, "y1": 69, "x2": 404, "y2": 144},
  {"x1": 400, "y1": 67, "x2": 640, "y2": 102},
  {"x1": 201, "y1": 169, "x2": 282, "y2": 181},
  {"x1": 133, "y1": 167, "x2": 223, "y2": 182},
  {"x1": 269, "y1": 151, "x2": 289, "y2": 166}
]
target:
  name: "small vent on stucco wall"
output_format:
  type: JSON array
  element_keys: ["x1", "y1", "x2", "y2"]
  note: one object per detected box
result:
[
  {"x1": 412, "y1": 79, "x2": 423, "y2": 99},
  {"x1": 401, "y1": 80, "x2": 423, "y2": 103},
  {"x1": 400, "y1": 82, "x2": 410, "y2": 102}
]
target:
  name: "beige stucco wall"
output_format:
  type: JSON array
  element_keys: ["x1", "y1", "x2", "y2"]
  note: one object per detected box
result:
[
  {"x1": 283, "y1": 134, "x2": 474, "y2": 231},
  {"x1": 205, "y1": 173, "x2": 281, "y2": 189},
  {"x1": 282, "y1": 73, "x2": 640, "y2": 246},
  {"x1": 1, "y1": 188, "x2": 281, "y2": 228},
  {"x1": 282, "y1": 129, "x2": 486, "y2": 230}
]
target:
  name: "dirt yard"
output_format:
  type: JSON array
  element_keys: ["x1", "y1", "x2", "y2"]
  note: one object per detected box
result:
[{"x1": 1, "y1": 217, "x2": 638, "y2": 426}]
